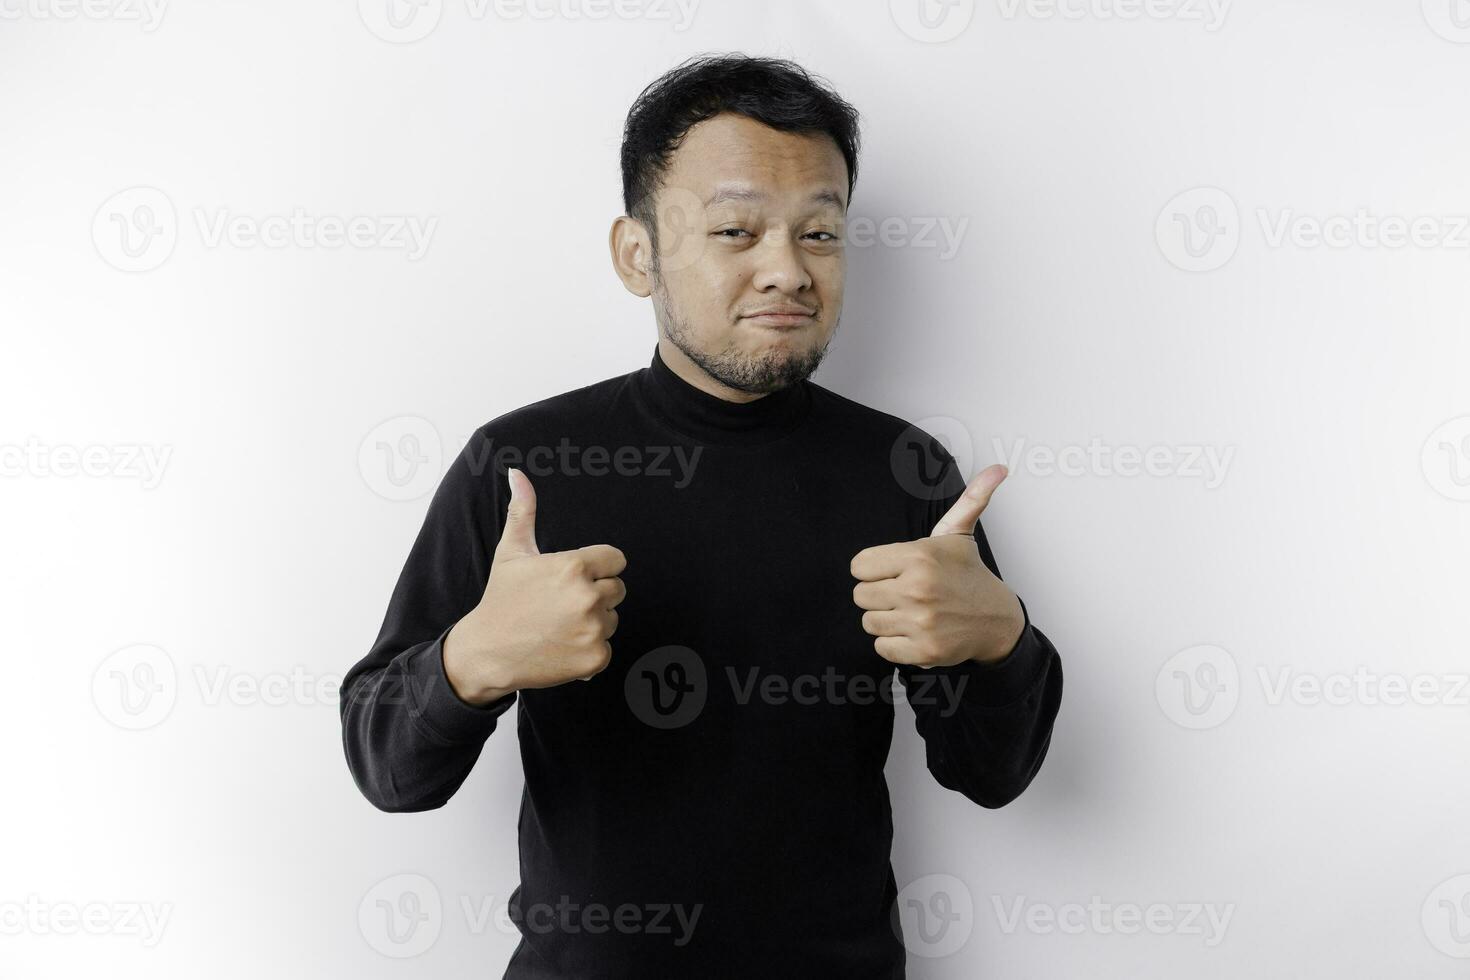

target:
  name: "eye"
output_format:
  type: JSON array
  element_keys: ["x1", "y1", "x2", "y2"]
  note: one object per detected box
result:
[
  {"x1": 714, "y1": 228, "x2": 752, "y2": 238},
  {"x1": 805, "y1": 231, "x2": 838, "y2": 242}
]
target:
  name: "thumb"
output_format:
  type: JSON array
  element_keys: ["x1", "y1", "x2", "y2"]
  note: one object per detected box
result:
[
  {"x1": 493, "y1": 467, "x2": 540, "y2": 562},
  {"x1": 929, "y1": 463, "x2": 1008, "y2": 537}
]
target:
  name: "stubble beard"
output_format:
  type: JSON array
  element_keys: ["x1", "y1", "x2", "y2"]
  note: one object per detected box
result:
[{"x1": 651, "y1": 268, "x2": 837, "y2": 395}]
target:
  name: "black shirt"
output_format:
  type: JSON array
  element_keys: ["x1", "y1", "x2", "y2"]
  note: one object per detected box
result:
[{"x1": 339, "y1": 343, "x2": 1064, "y2": 978}]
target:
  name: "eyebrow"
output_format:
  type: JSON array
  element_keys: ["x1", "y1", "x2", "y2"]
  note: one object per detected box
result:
[{"x1": 703, "y1": 186, "x2": 847, "y2": 210}]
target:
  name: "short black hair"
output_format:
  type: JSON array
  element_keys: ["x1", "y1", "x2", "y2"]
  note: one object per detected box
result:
[{"x1": 620, "y1": 53, "x2": 862, "y2": 257}]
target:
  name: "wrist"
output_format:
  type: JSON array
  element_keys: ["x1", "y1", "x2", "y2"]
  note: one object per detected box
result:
[
  {"x1": 971, "y1": 596, "x2": 1027, "y2": 665},
  {"x1": 443, "y1": 617, "x2": 519, "y2": 706}
]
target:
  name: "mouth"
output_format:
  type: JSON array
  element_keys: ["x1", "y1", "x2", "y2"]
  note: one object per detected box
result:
[{"x1": 743, "y1": 312, "x2": 816, "y2": 330}]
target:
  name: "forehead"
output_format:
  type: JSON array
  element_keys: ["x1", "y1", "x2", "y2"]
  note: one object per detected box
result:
[{"x1": 662, "y1": 112, "x2": 849, "y2": 208}]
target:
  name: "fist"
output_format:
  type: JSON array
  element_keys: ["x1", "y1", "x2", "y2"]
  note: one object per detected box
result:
[
  {"x1": 444, "y1": 468, "x2": 627, "y2": 704},
  {"x1": 851, "y1": 464, "x2": 1025, "y2": 668}
]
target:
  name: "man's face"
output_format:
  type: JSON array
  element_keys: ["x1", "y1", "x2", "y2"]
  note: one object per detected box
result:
[{"x1": 647, "y1": 112, "x2": 848, "y2": 394}]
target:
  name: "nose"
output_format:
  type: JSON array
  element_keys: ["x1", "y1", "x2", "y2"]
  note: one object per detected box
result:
[{"x1": 751, "y1": 226, "x2": 813, "y2": 295}]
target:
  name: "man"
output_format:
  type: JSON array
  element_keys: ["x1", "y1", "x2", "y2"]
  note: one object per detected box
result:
[{"x1": 340, "y1": 53, "x2": 1063, "y2": 978}]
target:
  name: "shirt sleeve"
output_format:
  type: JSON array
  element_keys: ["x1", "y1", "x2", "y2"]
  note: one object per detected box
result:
[
  {"x1": 338, "y1": 426, "x2": 517, "y2": 812},
  {"x1": 893, "y1": 444, "x2": 1064, "y2": 809}
]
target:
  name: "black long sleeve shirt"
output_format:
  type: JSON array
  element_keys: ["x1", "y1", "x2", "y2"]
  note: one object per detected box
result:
[{"x1": 340, "y1": 343, "x2": 1063, "y2": 978}]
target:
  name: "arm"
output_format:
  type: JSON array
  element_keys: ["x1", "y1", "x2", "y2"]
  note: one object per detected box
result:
[
  {"x1": 895, "y1": 449, "x2": 1063, "y2": 809},
  {"x1": 896, "y1": 585, "x2": 1063, "y2": 809},
  {"x1": 339, "y1": 427, "x2": 516, "y2": 813}
]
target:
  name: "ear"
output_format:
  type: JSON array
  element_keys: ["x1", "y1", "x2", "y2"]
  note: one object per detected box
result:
[{"x1": 609, "y1": 214, "x2": 654, "y2": 298}]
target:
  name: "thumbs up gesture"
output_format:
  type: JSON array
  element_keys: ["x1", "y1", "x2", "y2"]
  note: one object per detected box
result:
[
  {"x1": 850, "y1": 464, "x2": 1026, "y2": 668},
  {"x1": 443, "y1": 468, "x2": 628, "y2": 705}
]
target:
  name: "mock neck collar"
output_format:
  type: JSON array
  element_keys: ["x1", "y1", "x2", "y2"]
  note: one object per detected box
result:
[{"x1": 632, "y1": 342, "x2": 812, "y2": 446}]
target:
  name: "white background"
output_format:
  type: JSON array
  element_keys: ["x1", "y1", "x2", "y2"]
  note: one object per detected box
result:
[{"x1": 3, "y1": 0, "x2": 1469, "y2": 976}]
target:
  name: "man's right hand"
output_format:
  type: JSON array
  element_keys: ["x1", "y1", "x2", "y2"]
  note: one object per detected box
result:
[{"x1": 443, "y1": 467, "x2": 627, "y2": 706}]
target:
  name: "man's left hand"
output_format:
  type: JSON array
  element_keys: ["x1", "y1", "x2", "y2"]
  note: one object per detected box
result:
[{"x1": 851, "y1": 464, "x2": 1026, "y2": 668}]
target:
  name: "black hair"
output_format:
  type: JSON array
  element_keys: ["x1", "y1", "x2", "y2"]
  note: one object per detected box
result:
[{"x1": 619, "y1": 53, "x2": 862, "y2": 259}]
